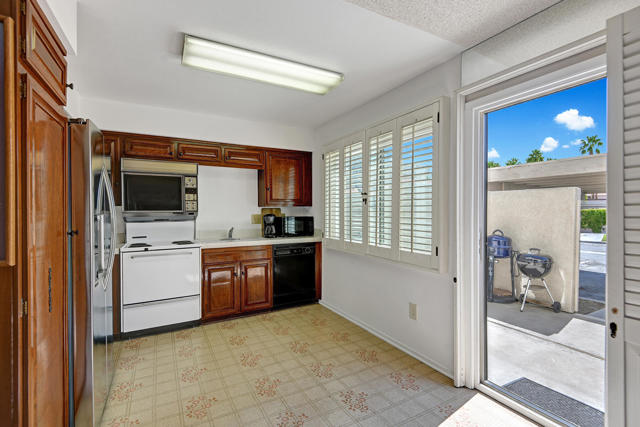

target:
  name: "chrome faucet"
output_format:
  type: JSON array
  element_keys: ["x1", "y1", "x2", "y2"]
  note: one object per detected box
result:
[{"x1": 228, "y1": 227, "x2": 234, "y2": 239}]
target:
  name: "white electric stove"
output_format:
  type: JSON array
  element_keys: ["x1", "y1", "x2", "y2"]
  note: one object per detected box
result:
[{"x1": 120, "y1": 221, "x2": 201, "y2": 333}]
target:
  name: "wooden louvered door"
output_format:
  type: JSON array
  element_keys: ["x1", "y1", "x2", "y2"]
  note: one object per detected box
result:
[{"x1": 607, "y1": 6, "x2": 640, "y2": 426}]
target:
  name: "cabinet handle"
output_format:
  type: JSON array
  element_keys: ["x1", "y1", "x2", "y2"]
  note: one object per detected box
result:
[
  {"x1": 266, "y1": 187, "x2": 271, "y2": 191},
  {"x1": 178, "y1": 152, "x2": 183, "y2": 157}
]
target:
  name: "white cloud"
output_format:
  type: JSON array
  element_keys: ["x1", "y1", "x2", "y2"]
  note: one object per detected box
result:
[
  {"x1": 570, "y1": 139, "x2": 582, "y2": 146},
  {"x1": 487, "y1": 147, "x2": 500, "y2": 159},
  {"x1": 562, "y1": 144, "x2": 570, "y2": 149},
  {"x1": 554, "y1": 109, "x2": 595, "y2": 131},
  {"x1": 540, "y1": 137, "x2": 559, "y2": 152}
]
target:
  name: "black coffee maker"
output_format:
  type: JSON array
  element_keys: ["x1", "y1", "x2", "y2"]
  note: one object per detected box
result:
[{"x1": 262, "y1": 214, "x2": 283, "y2": 238}]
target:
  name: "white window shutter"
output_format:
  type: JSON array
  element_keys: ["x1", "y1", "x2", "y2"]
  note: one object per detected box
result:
[
  {"x1": 323, "y1": 149, "x2": 341, "y2": 247},
  {"x1": 343, "y1": 132, "x2": 366, "y2": 251},
  {"x1": 607, "y1": 7, "x2": 640, "y2": 427},
  {"x1": 397, "y1": 104, "x2": 439, "y2": 267},
  {"x1": 366, "y1": 121, "x2": 395, "y2": 258}
]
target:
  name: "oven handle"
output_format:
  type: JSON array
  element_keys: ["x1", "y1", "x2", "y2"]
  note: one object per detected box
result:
[{"x1": 129, "y1": 251, "x2": 194, "y2": 260}]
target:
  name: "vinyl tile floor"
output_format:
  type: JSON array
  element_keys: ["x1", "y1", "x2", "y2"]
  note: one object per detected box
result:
[{"x1": 101, "y1": 304, "x2": 535, "y2": 426}]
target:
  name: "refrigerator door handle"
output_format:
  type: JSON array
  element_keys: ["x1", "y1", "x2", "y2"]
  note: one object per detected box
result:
[
  {"x1": 102, "y1": 167, "x2": 117, "y2": 291},
  {"x1": 96, "y1": 212, "x2": 106, "y2": 284}
]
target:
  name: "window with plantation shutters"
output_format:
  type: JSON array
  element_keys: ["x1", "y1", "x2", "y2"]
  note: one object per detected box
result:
[
  {"x1": 398, "y1": 107, "x2": 437, "y2": 265},
  {"x1": 367, "y1": 125, "x2": 394, "y2": 253},
  {"x1": 343, "y1": 136, "x2": 365, "y2": 247},
  {"x1": 322, "y1": 99, "x2": 443, "y2": 270},
  {"x1": 324, "y1": 150, "x2": 340, "y2": 242}
]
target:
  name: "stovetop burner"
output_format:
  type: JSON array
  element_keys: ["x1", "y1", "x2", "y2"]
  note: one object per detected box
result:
[
  {"x1": 171, "y1": 240, "x2": 194, "y2": 245},
  {"x1": 129, "y1": 243, "x2": 152, "y2": 248}
]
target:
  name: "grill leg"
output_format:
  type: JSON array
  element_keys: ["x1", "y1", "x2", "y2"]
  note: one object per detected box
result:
[
  {"x1": 541, "y1": 278, "x2": 555, "y2": 303},
  {"x1": 520, "y1": 278, "x2": 531, "y2": 312}
]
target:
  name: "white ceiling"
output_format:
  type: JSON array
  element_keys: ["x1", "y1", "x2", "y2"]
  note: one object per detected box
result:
[{"x1": 72, "y1": 0, "x2": 558, "y2": 128}]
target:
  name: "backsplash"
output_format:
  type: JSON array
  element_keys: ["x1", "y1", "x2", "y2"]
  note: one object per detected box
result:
[{"x1": 114, "y1": 164, "x2": 313, "y2": 237}]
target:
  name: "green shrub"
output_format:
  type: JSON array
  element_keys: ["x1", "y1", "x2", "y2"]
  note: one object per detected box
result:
[{"x1": 581, "y1": 209, "x2": 606, "y2": 232}]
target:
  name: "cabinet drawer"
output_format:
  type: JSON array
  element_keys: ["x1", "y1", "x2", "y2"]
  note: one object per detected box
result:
[
  {"x1": 177, "y1": 143, "x2": 222, "y2": 164},
  {"x1": 202, "y1": 246, "x2": 272, "y2": 265},
  {"x1": 223, "y1": 147, "x2": 264, "y2": 169},
  {"x1": 23, "y1": 0, "x2": 67, "y2": 105},
  {"x1": 123, "y1": 137, "x2": 176, "y2": 159}
]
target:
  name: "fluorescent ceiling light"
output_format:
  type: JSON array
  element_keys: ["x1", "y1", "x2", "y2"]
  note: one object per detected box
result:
[{"x1": 181, "y1": 34, "x2": 343, "y2": 95}]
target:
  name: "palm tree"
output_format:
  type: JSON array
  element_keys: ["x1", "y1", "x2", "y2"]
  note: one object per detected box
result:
[
  {"x1": 487, "y1": 161, "x2": 500, "y2": 168},
  {"x1": 526, "y1": 149, "x2": 544, "y2": 163},
  {"x1": 505, "y1": 158, "x2": 520, "y2": 166},
  {"x1": 579, "y1": 135, "x2": 603, "y2": 155}
]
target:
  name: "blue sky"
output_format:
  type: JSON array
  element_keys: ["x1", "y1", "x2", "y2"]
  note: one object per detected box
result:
[{"x1": 486, "y1": 78, "x2": 607, "y2": 164}]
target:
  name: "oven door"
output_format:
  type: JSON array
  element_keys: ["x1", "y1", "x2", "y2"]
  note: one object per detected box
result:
[{"x1": 121, "y1": 248, "x2": 200, "y2": 305}]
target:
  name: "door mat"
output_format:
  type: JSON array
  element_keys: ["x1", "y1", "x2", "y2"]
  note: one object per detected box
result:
[{"x1": 503, "y1": 377, "x2": 603, "y2": 427}]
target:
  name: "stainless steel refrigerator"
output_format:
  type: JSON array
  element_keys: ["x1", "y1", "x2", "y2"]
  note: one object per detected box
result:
[{"x1": 68, "y1": 119, "x2": 116, "y2": 426}]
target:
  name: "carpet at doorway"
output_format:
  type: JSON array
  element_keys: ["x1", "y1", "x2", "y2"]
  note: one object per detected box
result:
[{"x1": 504, "y1": 377, "x2": 603, "y2": 427}]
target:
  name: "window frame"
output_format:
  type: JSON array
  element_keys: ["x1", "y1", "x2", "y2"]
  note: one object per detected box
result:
[{"x1": 322, "y1": 98, "x2": 445, "y2": 271}]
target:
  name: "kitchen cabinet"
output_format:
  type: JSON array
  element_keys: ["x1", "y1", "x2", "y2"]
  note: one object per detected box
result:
[
  {"x1": 177, "y1": 142, "x2": 222, "y2": 165},
  {"x1": 21, "y1": 0, "x2": 67, "y2": 105},
  {"x1": 122, "y1": 136, "x2": 175, "y2": 160},
  {"x1": 202, "y1": 262, "x2": 241, "y2": 319},
  {"x1": 1, "y1": 16, "x2": 16, "y2": 267},
  {"x1": 240, "y1": 259, "x2": 272, "y2": 312},
  {"x1": 201, "y1": 246, "x2": 272, "y2": 320},
  {"x1": 259, "y1": 150, "x2": 312, "y2": 206},
  {"x1": 23, "y1": 73, "x2": 68, "y2": 426},
  {"x1": 222, "y1": 146, "x2": 264, "y2": 168}
]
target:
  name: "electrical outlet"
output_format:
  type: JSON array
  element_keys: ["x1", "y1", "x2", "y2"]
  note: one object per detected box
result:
[{"x1": 409, "y1": 303, "x2": 417, "y2": 320}]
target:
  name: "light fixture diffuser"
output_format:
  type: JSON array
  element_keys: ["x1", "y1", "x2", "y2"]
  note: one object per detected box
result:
[{"x1": 181, "y1": 34, "x2": 343, "y2": 95}]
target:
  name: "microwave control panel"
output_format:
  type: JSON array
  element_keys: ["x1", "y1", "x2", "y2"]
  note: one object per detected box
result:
[{"x1": 184, "y1": 176, "x2": 198, "y2": 212}]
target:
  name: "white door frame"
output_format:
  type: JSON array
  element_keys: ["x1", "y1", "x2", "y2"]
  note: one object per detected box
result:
[{"x1": 454, "y1": 32, "x2": 608, "y2": 424}]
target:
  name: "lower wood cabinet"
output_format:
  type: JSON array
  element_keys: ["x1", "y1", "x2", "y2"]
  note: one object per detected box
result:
[
  {"x1": 201, "y1": 246, "x2": 272, "y2": 320},
  {"x1": 240, "y1": 259, "x2": 272, "y2": 312}
]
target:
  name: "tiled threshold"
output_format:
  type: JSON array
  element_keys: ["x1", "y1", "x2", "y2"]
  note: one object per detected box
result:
[{"x1": 102, "y1": 304, "x2": 536, "y2": 426}]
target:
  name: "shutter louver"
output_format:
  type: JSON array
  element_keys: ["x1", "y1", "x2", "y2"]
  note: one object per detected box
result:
[
  {"x1": 344, "y1": 141, "x2": 364, "y2": 244},
  {"x1": 368, "y1": 131, "x2": 393, "y2": 249},
  {"x1": 324, "y1": 150, "x2": 340, "y2": 241},
  {"x1": 399, "y1": 118, "x2": 434, "y2": 255},
  {"x1": 623, "y1": 20, "x2": 640, "y2": 321}
]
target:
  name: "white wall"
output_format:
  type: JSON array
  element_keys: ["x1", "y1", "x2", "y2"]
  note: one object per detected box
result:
[
  {"x1": 315, "y1": 56, "x2": 461, "y2": 376},
  {"x1": 461, "y1": 0, "x2": 640, "y2": 86},
  {"x1": 80, "y1": 96, "x2": 318, "y2": 233}
]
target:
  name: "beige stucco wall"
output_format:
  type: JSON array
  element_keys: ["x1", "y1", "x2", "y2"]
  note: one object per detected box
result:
[{"x1": 487, "y1": 187, "x2": 581, "y2": 313}]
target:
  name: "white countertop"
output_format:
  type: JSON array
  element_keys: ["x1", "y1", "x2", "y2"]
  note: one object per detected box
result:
[
  {"x1": 199, "y1": 234, "x2": 321, "y2": 249},
  {"x1": 115, "y1": 232, "x2": 322, "y2": 254}
]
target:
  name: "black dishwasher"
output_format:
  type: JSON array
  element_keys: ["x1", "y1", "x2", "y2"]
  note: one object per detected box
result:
[{"x1": 273, "y1": 243, "x2": 316, "y2": 308}]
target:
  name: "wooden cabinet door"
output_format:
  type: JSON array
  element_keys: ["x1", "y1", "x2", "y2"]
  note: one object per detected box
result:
[
  {"x1": 260, "y1": 151, "x2": 312, "y2": 206},
  {"x1": 122, "y1": 137, "x2": 175, "y2": 160},
  {"x1": 22, "y1": 0, "x2": 67, "y2": 105},
  {"x1": 240, "y1": 259, "x2": 272, "y2": 312},
  {"x1": 177, "y1": 143, "x2": 222, "y2": 165},
  {"x1": 24, "y1": 74, "x2": 68, "y2": 426},
  {"x1": 103, "y1": 133, "x2": 122, "y2": 205},
  {"x1": 202, "y1": 263, "x2": 241, "y2": 319},
  {"x1": 223, "y1": 147, "x2": 264, "y2": 169}
]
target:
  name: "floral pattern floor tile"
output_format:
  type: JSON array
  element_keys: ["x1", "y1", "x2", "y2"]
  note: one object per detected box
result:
[{"x1": 101, "y1": 304, "x2": 534, "y2": 426}]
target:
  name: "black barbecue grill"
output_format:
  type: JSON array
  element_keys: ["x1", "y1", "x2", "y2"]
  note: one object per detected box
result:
[
  {"x1": 486, "y1": 230, "x2": 517, "y2": 303},
  {"x1": 516, "y1": 248, "x2": 560, "y2": 312}
]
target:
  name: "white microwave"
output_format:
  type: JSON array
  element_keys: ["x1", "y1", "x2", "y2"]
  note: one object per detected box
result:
[{"x1": 121, "y1": 158, "x2": 198, "y2": 221}]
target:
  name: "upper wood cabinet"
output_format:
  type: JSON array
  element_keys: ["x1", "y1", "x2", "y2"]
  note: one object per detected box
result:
[
  {"x1": 21, "y1": 0, "x2": 67, "y2": 105},
  {"x1": 122, "y1": 136, "x2": 175, "y2": 160},
  {"x1": 177, "y1": 142, "x2": 222, "y2": 165},
  {"x1": 259, "y1": 150, "x2": 312, "y2": 206},
  {"x1": 222, "y1": 146, "x2": 264, "y2": 169}
]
